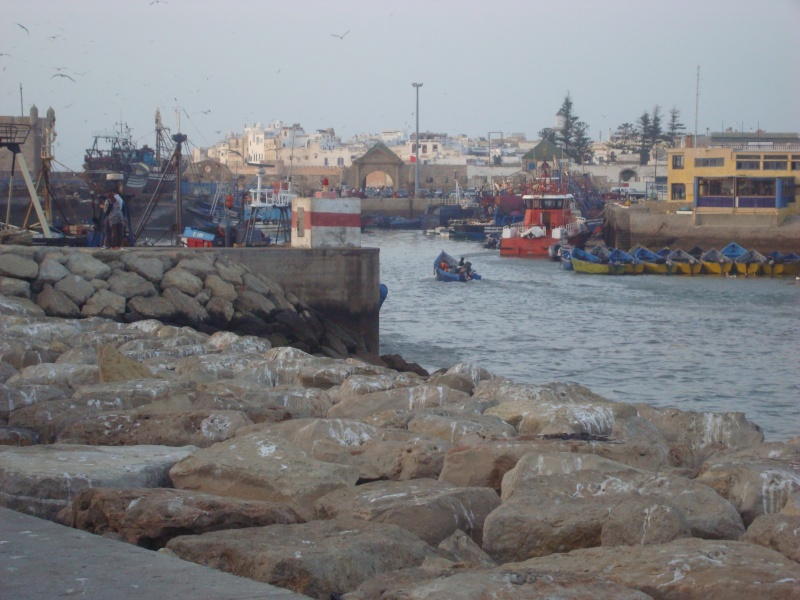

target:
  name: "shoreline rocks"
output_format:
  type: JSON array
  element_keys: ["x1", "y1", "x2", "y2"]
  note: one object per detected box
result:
[{"x1": 0, "y1": 247, "x2": 797, "y2": 598}]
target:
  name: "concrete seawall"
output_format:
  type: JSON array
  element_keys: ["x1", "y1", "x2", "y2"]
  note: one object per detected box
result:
[
  {"x1": 219, "y1": 246, "x2": 381, "y2": 354},
  {"x1": 604, "y1": 204, "x2": 800, "y2": 253}
]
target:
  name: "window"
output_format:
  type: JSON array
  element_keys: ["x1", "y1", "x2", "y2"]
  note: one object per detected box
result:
[
  {"x1": 698, "y1": 178, "x2": 734, "y2": 196},
  {"x1": 433, "y1": 145, "x2": 438, "y2": 152},
  {"x1": 672, "y1": 155, "x2": 684, "y2": 169},
  {"x1": 737, "y1": 178, "x2": 776, "y2": 196},
  {"x1": 694, "y1": 157, "x2": 724, "y2": 167},
  {"x1": 422, "y1": 144, "x2": 428, "y2": 154},
  {"x1": 763, "y1": 156, "x2": 788, "y2": 170},
  {"x1": 671, "y1": 183, "x2": 686, "y2": 200},
  {"x1": 337, "y1": 157, "x2": 344, "y2": 166},
  {"x1": 791, "y1": 156, "x2": 800, "y2": 171},
  {"x1": 736, "y1": 156, "x2": 761, "y2": 170},
  {"x1": 324, "y1": 158, "x2": 328, "y2": 166}
]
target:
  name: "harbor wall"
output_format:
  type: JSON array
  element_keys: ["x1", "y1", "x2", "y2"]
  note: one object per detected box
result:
[
  {"x1": 219, "y1": 247, "x2": 380, "y2": 354},
  {"x1": 360, "y1": 197, "x2": 428, "y2": 218},
  {"x1": 604, "y1": 203, "x2": 800, "y2": 253}
]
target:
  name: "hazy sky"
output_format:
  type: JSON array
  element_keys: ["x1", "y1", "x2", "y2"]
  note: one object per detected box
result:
[{"x1": 2, "y1": 0, "x2": 799, "y2": 171}]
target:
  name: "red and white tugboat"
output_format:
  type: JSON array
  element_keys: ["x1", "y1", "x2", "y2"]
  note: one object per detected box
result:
[{"x1": 499, "y1": 160, "x2": 590, "y2": 257}]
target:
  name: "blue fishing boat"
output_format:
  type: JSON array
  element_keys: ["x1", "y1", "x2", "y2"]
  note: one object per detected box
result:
[
  {"x1": 561, "y1": 249, "x2": 573, "y2": 271},
  {"x1": 720, "y1": 242, "x2": 748, "y2": 261},
  {"x1": 632, "y1": 245, "x2": 677, "y2": 274},
  {"x1": 433, "y1": 250, "x2": 481, "y2": 282},
  {"x1": 607, "y1": 248, "x2": 644, "y2": 274}
]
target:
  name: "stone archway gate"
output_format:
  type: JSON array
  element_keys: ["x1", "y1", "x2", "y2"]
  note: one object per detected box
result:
[{"x1": 345, "y1": 142, "x2": 410, "y2": 190}]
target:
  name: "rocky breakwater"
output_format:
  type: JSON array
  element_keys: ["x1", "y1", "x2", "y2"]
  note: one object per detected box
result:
[
  {"x1": 0, "y1": 244, "x2": 377, "y2": 361},
  {"x1": 0, "y1": 277, "x2": 798, "y2": 598}
]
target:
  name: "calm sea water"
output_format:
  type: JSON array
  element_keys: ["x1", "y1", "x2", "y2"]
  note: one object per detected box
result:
[{"x1": 369, "y1": 229, "x2": 800, "y2": 442}]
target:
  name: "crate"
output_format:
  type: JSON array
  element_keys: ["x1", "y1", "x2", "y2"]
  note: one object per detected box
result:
[
  {"x1": 185, "y1": 237, "x2": 212, "y2": 248},
  {"x1": 182, "y1": 227, "x2": 216, "y2": 242}
]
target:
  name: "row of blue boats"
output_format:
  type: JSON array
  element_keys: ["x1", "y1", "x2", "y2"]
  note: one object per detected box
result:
[{"x1": 562, "y1": 242, "x2": 800, "y2": 276}]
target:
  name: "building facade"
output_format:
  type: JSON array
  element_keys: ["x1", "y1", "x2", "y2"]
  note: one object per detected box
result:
[{"x1": 666, "y1": 143, "x2": 800, "y2": 224}]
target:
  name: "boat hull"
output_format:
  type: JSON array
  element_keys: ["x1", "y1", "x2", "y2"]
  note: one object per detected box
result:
[
  {"x1": 500, "y1": 236, "x2": 553, "y2": 256},
  {"x1": 674, "y1": 262, "x2": 703, "y2": 275},
  {"x1": 642, "y1": 261, "x2": 677, "y2": 275},
  {"x1": 701, "y1": 261, "x2": 733, "y2": 276},
  {"x1": 762, "y1": 263, "x2": 784, "y2": 277},
  {"x1": 620, "y1": 262, "x2": 645, "y2": 275},
  {"x1": 734, "y1": 262, "x2": 762, "y2": 276},
  {"x1": 572, "y1": 258, "x2": 626, "y2": 275}
]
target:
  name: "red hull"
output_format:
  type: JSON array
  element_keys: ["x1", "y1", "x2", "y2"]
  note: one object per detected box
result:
[{"x1": 500, "y1": 236, "x2": 553, "y2": 256}]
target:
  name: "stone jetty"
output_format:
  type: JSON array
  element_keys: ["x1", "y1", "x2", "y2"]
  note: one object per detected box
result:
[{"x1": 0, "y1": 244, "x2": 798, "y2": 599}]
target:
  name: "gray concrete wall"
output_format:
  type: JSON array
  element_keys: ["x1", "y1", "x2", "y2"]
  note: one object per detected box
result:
[
  {"x1": 220, "y1": 247, "x2": 381, "y2": 354},
  {"x1": 605, "y1": 204, "x2": 800, "y2": 253}
]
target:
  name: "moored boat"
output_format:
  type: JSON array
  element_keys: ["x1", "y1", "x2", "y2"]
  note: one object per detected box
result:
[
  {"x1": 733, "y1": 249, "x2": 766, "y2": 276},
  {"x1": 500, "y1": 161, "x2": 590, "y2": 257},
  {"x1": 763, "y1": 251, "x2": 785, "y2": 277},
  {"x1": 700, "y1": 248, "x2": 734, "y2": 276},
  {"x1": 631, "y1": 244, "x2": 677, "y2": 274},
  {"x1": 607, "y1": 248, "x2": 644, "y2": 275},
  {"x1": 668, "y1": 249, "x2": 702, "y2": 275},
  {"x1": 433, "y1": 250, "x2": 481, "y2": 282},
  {"x1": 720, "y1": 242, "x2": 748, "y2": 262},
  {"x1": 780, "y1": 252, "x2": 800, "y2": 277},
  {"x1": 570, "y1": 247, "x2": 624, "y2": 275}
]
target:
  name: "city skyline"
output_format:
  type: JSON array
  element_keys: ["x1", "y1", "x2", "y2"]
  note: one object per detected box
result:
[{"x1": 2, "y1": 0, "x2": 798, "y2": 172}]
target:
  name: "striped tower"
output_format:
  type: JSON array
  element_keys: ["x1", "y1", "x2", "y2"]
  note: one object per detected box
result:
[{"x1": 291, "y1": 195, "x2": 362, "y2": 248}]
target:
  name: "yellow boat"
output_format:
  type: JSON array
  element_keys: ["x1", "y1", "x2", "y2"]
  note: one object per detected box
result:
[
  {"x1": 668, "y1": 250, "x2": 702, "y2": 275},
  {"x1": 733, "y1": 249, "x2": 766, "y2": 276},
  {"x1": 622, "y1": 262, "x2": 645, "y2": 275},
  {"x1": 761, "y1": 262, "x2": 784, "y2": 277},
  {"x1": 630, "y1": 245, "x2": 678, "y2": 274},
  {"x1": 700, "y1": 249, "x2": 733, "y2": 276},
  {"x1": 782, "y1": 260, "x2": 800, "y2": 277},
  {"x1": 572, "y1": 257, "x2": 610, "y2": 274},
  {"x1": 734, "y1": 262, "x2": 762, "y2": 276}
]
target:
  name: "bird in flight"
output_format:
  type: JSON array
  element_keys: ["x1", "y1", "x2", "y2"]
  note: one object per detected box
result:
[
  {"x1": 51, "y1": 73, "x2": 75, "y2": 82},
  {"x1": 0, "y1": 52, "x2": 11, "y2": 57},
  {"x1": 150, "y1": 0, "x2": 167, "y2": 4},
  {"x1": 200, "y1": 109, "x2": 211, "y2": 114},
  {"x1": 330, "y1": 30, "x2": 350, "y2": 40},
  {"x1": 48, "y1": 35, "x2": 60, "y2": 41},
  {"x1": 16, "y1": 23, "x2": 29, "y2": 34}
]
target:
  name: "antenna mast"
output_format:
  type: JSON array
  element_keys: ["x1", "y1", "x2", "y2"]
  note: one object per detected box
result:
[{"x1": 694, "y1": 66, "x2": 700, "y2": 143}]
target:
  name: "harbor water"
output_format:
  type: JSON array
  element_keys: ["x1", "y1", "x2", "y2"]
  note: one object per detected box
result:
[{"x1": 370, "y1": 229, "x2": 800, "y2": 442}]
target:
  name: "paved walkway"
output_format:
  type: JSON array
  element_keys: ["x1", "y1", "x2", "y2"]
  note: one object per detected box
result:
[{"x1": 0, "y1": 506, "x2": 311, "y2": 599}]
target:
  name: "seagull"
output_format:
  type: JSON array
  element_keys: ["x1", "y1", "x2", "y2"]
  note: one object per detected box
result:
[
  {"x1": 330, "y1": 29, "x2": 349, "y2": 40},
  {"x1": 47, "y1": 35, "x2": 60, "y2": 41},
  {"x1": 150, "y1": 0, "x2": 167, "y2": 4},
  {"x1": 200, "y1": 110, "x2": 211, "y2": 114},
  {"x1": 51, "y1": 73, "x2": 75, "y2": 82},
  {"x1": 16, "y1": 23, "x2": 29, "y2": 34}
]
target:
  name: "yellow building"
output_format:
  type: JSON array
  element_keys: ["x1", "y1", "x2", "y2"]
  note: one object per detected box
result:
[{"x1": 666, "y1": 140, "x2": 800, "y2": 224}]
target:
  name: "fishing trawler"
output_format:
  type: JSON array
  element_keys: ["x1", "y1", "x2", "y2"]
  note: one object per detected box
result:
[{"x1": 82, "y1": 109, "x2": 179, "y2": 197}]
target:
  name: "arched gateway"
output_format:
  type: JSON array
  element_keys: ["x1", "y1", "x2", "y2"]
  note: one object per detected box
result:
[{"x1": 346, "y1": 142, "x2": 409, "y2": 190}]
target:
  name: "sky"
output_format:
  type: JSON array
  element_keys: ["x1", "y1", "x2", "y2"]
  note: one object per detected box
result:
[{"x1": 2, "y1": 0, "x2": 799, "y2": 172}]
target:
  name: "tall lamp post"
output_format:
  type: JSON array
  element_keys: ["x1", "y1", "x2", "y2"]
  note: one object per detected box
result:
[{"x1": 412, "y1": 83, "x2": 423, "y2": 197}]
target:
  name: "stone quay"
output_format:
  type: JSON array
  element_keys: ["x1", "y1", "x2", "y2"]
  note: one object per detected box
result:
[{"x1": 0, "y1": 243, "x2": 798, "y2": 599}]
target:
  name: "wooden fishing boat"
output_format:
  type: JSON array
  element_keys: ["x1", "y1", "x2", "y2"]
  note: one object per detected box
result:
[
  {"x1": 733, "y1": 249, "x2": 766, "y2": 276},
  {"x1": 668, "y1": 249, "x2": 702, "y2": 275},
  {"x1": 608, "y1": 248, "x2": 644, "y2": 275},
  {"x1": 700, "y1": 248, "x2": 733, "y2": 276},
  {"x1": 720, "y1": 242, "x2": 748, "y2": 262},
  {"x1": 571, "y1": 247, "x2": 624, "y2": 275},
  {"x1": 780, "y1": 252, "x2": 800, "y2": 277},
  {"x1": 762, "y1": 252, "x2": 785, "y2": 277},
  {"x1": 433, "y1": 250, "x2": 481, "y2": 282},
  {"x1": 631, "y1": 244, "x2": 677, "y2": 274}
]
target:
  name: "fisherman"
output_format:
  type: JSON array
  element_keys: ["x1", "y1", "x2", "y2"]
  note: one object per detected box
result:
[
  {"x1": 100, "y1": 194, "x2": 113, "y2": 249},
  {"x1": 108, "y1": 192, "x2": 125, "y2": 249}
]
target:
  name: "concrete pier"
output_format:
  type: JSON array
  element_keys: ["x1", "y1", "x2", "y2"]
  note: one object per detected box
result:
[{"x1": 0, "y1": 506, "x2": 311, "y2": 599}]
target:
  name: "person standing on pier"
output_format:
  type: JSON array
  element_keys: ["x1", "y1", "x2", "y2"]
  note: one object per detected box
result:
[{"x1": 107, "y1": 192, "x2": 125, "y2": 249}]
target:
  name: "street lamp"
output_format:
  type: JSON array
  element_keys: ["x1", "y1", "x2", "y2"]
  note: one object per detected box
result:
[{"x1": 412, "y1": 83, "x2": 423, "y2": 197}]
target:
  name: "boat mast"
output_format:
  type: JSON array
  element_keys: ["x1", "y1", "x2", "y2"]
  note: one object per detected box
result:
[{"x1": 155, "y1": 108, "x2": 162, "y2": 169}]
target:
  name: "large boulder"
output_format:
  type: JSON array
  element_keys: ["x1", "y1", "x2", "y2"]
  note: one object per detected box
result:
[
  {"x1": 0, "y1": 443, "x2": 196, "y2": 520},
  {"x1": 57, "y1": 487, "x2": 302, "y2": 549},
  {"x1": 169, "y1": 431, "x2": 359, "y2": 520},
  {"x1": 120, "y1": 254, "x2": 164, "y2": 282},
  {"x1": 315, "y1": 478, "x2": 500, "y2": 546},
  {"x1": 327, "y1": 384, "x2": 471, "y2": 420},
  {"x1": 35, "y1": 284, "x2": 80, "y2": 318},
  {"x1": 97, "y1": 345, "x2": 156, "y2": 382},
  {"x1": 0, "y1": 294, "x2": 45, "y2": 317},
  {"x1": 125, "y1": 294, "x2": 178, "y2": 321},
  {"x1": 161, "y1": 267, "x2": 204, "y2": 296},
  {"x1": 54, "y1": 274, "x2": 96, "y2": 305},
  {"x1": 57, "y1": 409, "x2": 251, "y2": 447},
  {"x1": 107, "y1": 270, "x2": 158, "y2": 299},
  {"x1": 166, "y1": 518, "x2": 436, "y2": 600},
  {"x1": 695, "y1": 444, "x2": 800, "y2": 525},
  {"x1": 65, "y1": 253, "x2": 111, "y2": 280},
  {"x1": 511, "y1": 538, "x2": 800, "y2": 600},
  {"x1": 482, "y1": 469, "x2": 744, "y2": 563},
  {"x1": 81, "y1": 289, "x2": 126, "y2": 319},
  {"x1": 406, "y1": 412, "x2": 517, "y2": 446},
  {"x1": 247, "y1": 418, "x2": 449, "y2": 481},
  {"x1": 742, "y1": 512, "x2": 800, "y2": 563},
  {"x1": 161, "y1": 287, "x2": 209, "y2": 325},
  {"x1": 193, "y1": 381, "x2": 331, "y2": 421},
  {"x1": 0, "y1": 276, "x2": 32, "y2": 298},
  {"x1": 0, "y1": 253, "x2": 39, "y2": 280}
]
